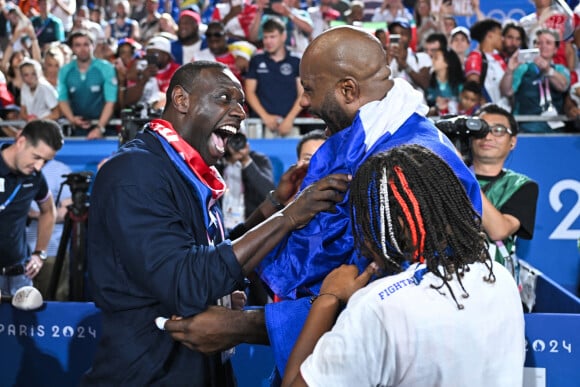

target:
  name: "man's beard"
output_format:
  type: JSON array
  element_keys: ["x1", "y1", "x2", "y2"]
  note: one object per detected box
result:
[{"x1": 315, "y1": 92, "x2": 352, "y2": 135}]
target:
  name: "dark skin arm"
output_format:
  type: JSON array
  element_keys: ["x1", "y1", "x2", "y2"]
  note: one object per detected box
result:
[
  {"x1": 162, "y1": 171, "x2": 351, "y2": 352},
  {"x1": 282, "y1": 263, "x2": 378, "y2": 387}
]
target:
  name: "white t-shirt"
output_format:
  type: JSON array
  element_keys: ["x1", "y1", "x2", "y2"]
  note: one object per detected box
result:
[
  {"x1": 389, "y1": 48, "x2": 432, "y2": 93},
  {"x1": 20, "y1": 79, "x2": 59, "y2": 119},
  {"x1": 300, "y1": 262, "x2": 525, "y2": 387},
  {"x1": 182, "y1": 40, "x2": 204, "y2": 63}
]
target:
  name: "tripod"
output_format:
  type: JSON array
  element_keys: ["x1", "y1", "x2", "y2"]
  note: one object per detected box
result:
[{"x1": 48, "y1": 172, "x2": 93, "y2": 301}]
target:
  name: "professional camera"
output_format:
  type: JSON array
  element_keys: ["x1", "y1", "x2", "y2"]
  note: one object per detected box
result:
[
  {"x1": 434, "y1": 115, "x2": 490, "y2": 165},
  {"x1": 227, "y1": 132, "x2": 247, "y2": 152},
  {"x1": 119, "y1": 103, "x2": 162, "y2": 145},
  {"x1": 62, "y1": 172, "x2": 93, "y2": 215}
]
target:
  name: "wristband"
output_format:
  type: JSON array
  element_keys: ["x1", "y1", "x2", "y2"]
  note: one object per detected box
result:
[
  {"x1": 267, "y1": 190, "x2": 285, "y2": 210},
  {"x1": 309, "y1": 293, "x2": 343, "y2": 307}
]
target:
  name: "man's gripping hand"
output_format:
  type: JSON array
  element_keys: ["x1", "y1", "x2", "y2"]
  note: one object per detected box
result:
[{"x1": 282, "y1": 173, "x2": 351, "y2": 229}]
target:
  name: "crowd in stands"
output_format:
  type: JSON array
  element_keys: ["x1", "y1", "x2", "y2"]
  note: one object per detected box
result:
[{"x1": 0, "y1": 0, "x2": 580, "y2": 137}]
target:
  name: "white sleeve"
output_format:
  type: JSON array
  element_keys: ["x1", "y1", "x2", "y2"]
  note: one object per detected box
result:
[{"x1": 299, "y1": 294, "x2": 394, "y2": 386}]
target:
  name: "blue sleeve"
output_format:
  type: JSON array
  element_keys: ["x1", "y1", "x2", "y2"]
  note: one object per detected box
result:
[{"x1": 265, "y1": 298, "x2": 312, "y2": 376}]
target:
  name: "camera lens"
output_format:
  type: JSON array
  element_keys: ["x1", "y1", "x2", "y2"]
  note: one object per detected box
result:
[{"x1": 228, "y1": 133, "x2": 247, "y2": 151}]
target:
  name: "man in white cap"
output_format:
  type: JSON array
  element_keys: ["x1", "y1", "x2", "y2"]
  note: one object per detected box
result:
[{"x1": 145, "y1": 35, "x2": 181, "y2": 93}]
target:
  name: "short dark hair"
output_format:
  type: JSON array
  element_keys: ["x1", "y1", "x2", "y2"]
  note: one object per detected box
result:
[
  {"x1": 296, "y1": 129, "x2": 327, "y2": 158},
  {"x1": 470, "y1": 19, "x2": 502, "y2": 43},
  {"x1": 476, "y1": 103, "x2": 518, "y2": 136},
  {"x1": 164, "y1": 61, "x2": 228, "y2": 111},
  {"x1": 425, "y1": 32, "x2": 448, "y2": 51},
  {"x1": 20, "y1": 120, "x2": 64, "y2": 151},
  {"x1": 68, "y1": 29, "x2": 94, "y2": 46},
  {"x1": 262, "y1": 17, "x2": 286, "y2": 34},
  {"x1": 462, "y1": 80, "x2": 482, "y2": 96}
]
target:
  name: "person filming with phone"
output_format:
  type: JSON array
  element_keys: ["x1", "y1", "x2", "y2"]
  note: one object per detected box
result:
[{"x1": 500, "y1": 28, "x2": 569, "y2": 133}]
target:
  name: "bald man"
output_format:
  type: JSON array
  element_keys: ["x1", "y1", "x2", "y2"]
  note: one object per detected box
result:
[{"x1": 165, "y1": 27, "x2": 482, "y2": 381}]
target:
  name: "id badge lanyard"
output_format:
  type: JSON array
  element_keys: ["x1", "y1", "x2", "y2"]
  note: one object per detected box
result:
[{"x1": 0, "y1": 183, "x2": 22, "y2": 212}]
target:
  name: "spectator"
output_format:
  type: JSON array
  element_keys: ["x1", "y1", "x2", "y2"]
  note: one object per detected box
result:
[
  {"x1": 105, "y1": 0, "x2": 140, "y2": 41},
  {"x1": 171, "y1": 9, "x2": 204, "y2": 64},
  {"x1": 473, "y1": 104, "x2": 539, "y2": 284},
  {"x1": 245, "y1": 18, "x2": 303, "y2": 137},
  {"x1": 71, "y1": 5, "x2": 105, "y2": 44},
  {"x1": 423, "y1": 32, "x2": 447, "y2": 58},
  {"x1": 26, "y1": 159, "x2": 72, "y2": 300},
  {"x1": 58, "y1": 30, "x2": 118, "y2": 138},
  {"x1": 139, "y1": 0, "x2": 162, "y2": 43},
  {"x1": 501, "y1": 21, "x2": 527, "y2": 65},
  {"x1": 308, "y1": 0, "x2": 341, "y2": 40},
  {"x1": 143, "y1": 35, "x2": 180, "y2": 94},
  {"x1": 6, "y1": 5, "x2": 34, "y2": 54},
  {"x1": 50, "y1": 0, "x2": 75, "y2": 36},
  {"x1": 458, "y1": 80, "x2": 482, "y2": 115},
  {"x1": 42, "y1": 44, "x2": 65, "y2": 87},
  {"x1": 296, "y1": 129, "x2": 326, "y2": 166},
  {"x1": 465, "y1": 19, "x2": 510, "y2": 110},
  {"x1": 501, "y1": 28, "x2": 570, "y2": 133},
  {"x1": 449, "y1": 26, "x2": 471, "y2": 65},
  {"x1": 520, "y1": 0, "x2": 574, "y2": 72},
  {"x1": 19, "y1": 58, "x2": 60, "y2": 121},
  {"x1": 0, "y1": 120, "x2": 63, "y2": 296},
  {"x1": 281, "y1": 144, "x2": 525, "y2": 387},
  {"x1": 426, "y1": 48, "x2": 465, "y2": 116},
  {"x1": 217, "y1": 132, "x2": 275, "y2": 229},
  {"x1": 344, "y1": 0, "x2": 365, "y2": 25},
  {"x1": 248, "y1": 0, "x2": 313, "y2": 55},
  {"x1": 31, "y1": 0, "x2": 65, "y2": 50},
  {"x1": 0, "y1": 0, "x2": 11, "y2": 52},
  {"x1": 414, "y1": 0, "x2": 439, "y2": 51},
  {"x1": 387, "y1": 19, "x2": 431, "y2": 93},
  {"x1": 197, "y1": 22, "x2": 256, "y2": 83},
  {"x1": 371, "y1": 0, "x2": 412, "y2": 23},
  {"x1": 158, "y1": 12, "x2": 179, "y2": 39}
]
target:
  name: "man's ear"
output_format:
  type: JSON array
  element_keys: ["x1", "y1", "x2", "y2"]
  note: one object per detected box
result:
[
  {"x1": 171, "y1": 85, "x2": 190, "y2": 114},
  {"x1": 338, "y1": 77, "x2": 359, "y2": 104}
]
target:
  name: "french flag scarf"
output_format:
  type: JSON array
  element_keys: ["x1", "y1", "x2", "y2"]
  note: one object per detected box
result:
[{"x1": 148, "y1": 119, "x2": 226, "y2": 234}]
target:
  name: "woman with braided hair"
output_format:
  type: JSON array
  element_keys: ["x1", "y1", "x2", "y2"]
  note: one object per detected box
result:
[{"x1": 282, "y1": 144, "x2": 525, "y2": 387}]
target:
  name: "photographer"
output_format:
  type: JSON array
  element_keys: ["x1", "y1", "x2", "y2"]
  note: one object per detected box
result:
[
  {"x1": 217, "y1": 132, "x2": 275, "y2": 230},
  {"x1": 472, "y1": 104, "x2": 538, "y2": 282}
]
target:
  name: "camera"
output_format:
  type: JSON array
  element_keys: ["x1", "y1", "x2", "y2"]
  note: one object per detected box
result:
[
  {"x1": 119, "y1": 103, "x2": 162, "y2": 145},
  {"x1": 62, "y1": 172, "x2": 93, "y2": 215},
  {"x1": 434, "y1": 115, "x2": 490, "y2": 165},
  {"x1": 227, "y1": 132, "x2": 247, "y2": 152}
]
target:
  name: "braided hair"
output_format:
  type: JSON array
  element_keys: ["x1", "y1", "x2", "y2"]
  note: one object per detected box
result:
[{"x1": 349, "y1": 144, "x2": 494, "y2": 309}]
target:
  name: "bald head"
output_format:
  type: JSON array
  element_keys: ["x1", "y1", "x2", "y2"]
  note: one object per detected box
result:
[
  {"x1": 303, "y1": 26, "x2": 391, "y2": 89},
  {"x1": 299, "y1": 26, "x2": 393, "y2": 134}
]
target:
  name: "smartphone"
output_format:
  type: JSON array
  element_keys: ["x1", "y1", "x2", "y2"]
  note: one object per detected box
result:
[
  {"x1": 145, "y1": 53, "x2": 159, "y2": 67},
  {"x1": 389, "y1": 34, "x2": 401, "y2": 46},
  {"x1": 518, "y1": 48, "x2": 540, "y2": 63}
]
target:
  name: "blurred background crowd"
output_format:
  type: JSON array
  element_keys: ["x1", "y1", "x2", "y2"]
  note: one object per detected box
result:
[{"x1": 0, "y1": 0, "x2": 579, "y2": 138}]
